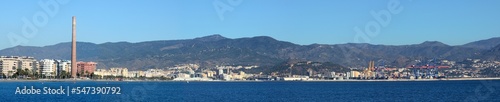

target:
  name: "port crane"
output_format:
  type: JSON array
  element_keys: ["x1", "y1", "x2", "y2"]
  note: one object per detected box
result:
[{"x1": 407, "y1": 59, "x2": 450, "y2": 79}]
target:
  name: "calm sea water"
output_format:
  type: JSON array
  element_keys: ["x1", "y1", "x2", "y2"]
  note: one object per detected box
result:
[{"x1": 1, "y1": 80, "x2": 500, "y2": 102}]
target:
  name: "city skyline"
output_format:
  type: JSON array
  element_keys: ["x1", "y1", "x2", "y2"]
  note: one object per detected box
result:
[
  {"x1": 2, "y1": 1, "x2": 500, "y2": 101},
  {"x1": 1, "y1": 0, "x2": 500, "y2": 50}
]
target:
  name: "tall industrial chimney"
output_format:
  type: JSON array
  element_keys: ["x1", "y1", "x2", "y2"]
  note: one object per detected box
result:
[{"x1": 71, "y1": 16, "x2": 77, "y2": 78}]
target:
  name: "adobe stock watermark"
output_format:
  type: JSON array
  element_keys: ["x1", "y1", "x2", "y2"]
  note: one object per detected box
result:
[
  {"x1": 7, "y1": 0, "x2": 70, "y2": 47},
  {"x1": 213, "y1": 0, "x2": 243, "y2": 21}
]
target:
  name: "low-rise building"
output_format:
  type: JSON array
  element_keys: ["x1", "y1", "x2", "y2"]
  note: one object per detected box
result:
[
  {"x1": 350, "y1": 71, "x2": 361, "y2": 78},
  {"x1": 76, "y1": 61, "x2": 97, "y2": 76},
  {"x1": 94, "y1": 68, "x2": 129, "y2": 78},
  {"x1": 144, "y1": 69, "x2": 164, "y2": 77},
  {"x1": 128, "y1": 71, "x2": 145, "y2": 78}
]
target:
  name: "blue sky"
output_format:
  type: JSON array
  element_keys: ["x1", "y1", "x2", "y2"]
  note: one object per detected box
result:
[{"x1": 1, "y1": 0, "x2": 499, "y2": 50}]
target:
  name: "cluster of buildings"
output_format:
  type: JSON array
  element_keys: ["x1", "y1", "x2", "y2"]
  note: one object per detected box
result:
[
  {"x1": 0, "y1": 55, "x2": 257, "y2": 80},
  {"x1": 89, "y1": 59, "x2": 500, "y2": 81},
  {"x1": 93, "y1": 68, "x2": 178, "y2": 78},
  {"x1": 94, "y1": 68, "x2": 129, "y2": 78},
  {"x1": 93, "y1": 64, "x2": 256, "y2": 81},
  {"x1": 0, "y1": 56, "x2": 36, "y2": 76},
  {"x1": 213, "y1": 65, "x2": 259, "y2": 70},
  {"x1": 292, "y1": 59, "x2": 500, "y2": 80},
  {"x1": 0, "y1": 56, "x2": 96, "y2": 78},
  {"x1": 3, "y1": 55, "x2": 499, "y2": 80},
  {"x1": 467, "y1": 59, "x2": 499, "y2": 68},
  {"x1": 444, "y1": 59, "x2": 500, "y2": 78}
]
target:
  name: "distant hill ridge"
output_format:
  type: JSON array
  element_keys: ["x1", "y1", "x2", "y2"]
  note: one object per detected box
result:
[
  {"x1": 462, "y1": 37, "x2": 500, "y2": 49},
  {"x1": 0, "y1": 34, "x2": 498, "y2": 70}
]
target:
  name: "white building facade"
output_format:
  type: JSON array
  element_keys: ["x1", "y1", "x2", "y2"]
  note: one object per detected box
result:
[{"x1": 40, "y1": 59, "x2": 57, "y2": 77}]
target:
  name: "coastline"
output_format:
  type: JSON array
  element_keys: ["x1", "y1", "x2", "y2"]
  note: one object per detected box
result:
[
  {"x1": 1, "y1": 77, "x2": 500, "y2": 82},
  {"x1": 300, "y1": 77, "x2": 500, "y2": 82}
]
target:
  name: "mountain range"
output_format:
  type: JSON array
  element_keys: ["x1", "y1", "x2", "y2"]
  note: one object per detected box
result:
[{"x1": 1, "y1": 34, "x2": 499, "y2": 70}]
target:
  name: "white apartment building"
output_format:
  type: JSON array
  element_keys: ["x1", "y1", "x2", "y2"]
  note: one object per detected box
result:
[
  {"x1": 56, "y1": 60, "x2": 71, "y2": 76},
  {"x1": 40, "y1": 59, "x2": 57, "y2": 77}
]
